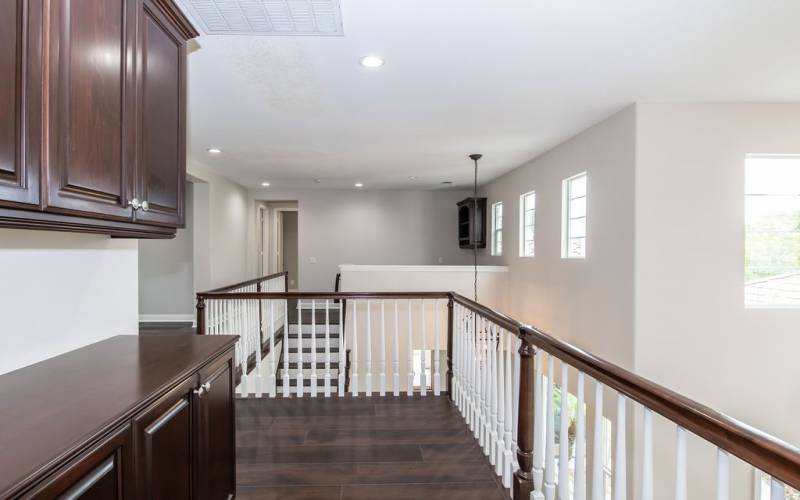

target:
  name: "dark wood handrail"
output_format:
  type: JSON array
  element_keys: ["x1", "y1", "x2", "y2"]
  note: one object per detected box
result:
[
  {"x1": 450, "y1": 291, "x2": 800, "y2": 490},
  {"x1": 195, "y1": 286, "x2": 800, "y2": 489},
  {"x1": 197, "y1": 291, "x2": 451, "y2": 300},
  {"x1": 200, "y1": 271, "x2": 288, "y2": 294}
]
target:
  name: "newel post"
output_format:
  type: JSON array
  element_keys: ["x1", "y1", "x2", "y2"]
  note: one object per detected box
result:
[
  {"x1": 513, "y1": 331, "x2": 536, "y2": 499},
  {"x1": 446, "y1": 295, "x2": 454, "y2": 399},
  {"x1": 196, "y1": 295, "x2": 206, "y2": 335}
]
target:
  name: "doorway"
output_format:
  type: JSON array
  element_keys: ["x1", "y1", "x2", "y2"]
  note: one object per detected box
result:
[
  {"x1": 279, "y1": 211, "x2": 299, "y2": 290},
  {"x1": 261, "y1": 201, "x2": 299, "y2": 290}
]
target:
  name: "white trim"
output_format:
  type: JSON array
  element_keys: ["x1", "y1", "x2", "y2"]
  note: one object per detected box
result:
[
  {"x1": 338, "y1": 265, "x2": 509, "y2": 273},
  {"x1": 491, "y1": 201, "x2": 504, "y2": 256},
  {"x1": 519, "y1": 190, "x2": 536, "y2": 258},
  {"x1": 139, "y1": 314, "x2": 196, "y2": 325}
]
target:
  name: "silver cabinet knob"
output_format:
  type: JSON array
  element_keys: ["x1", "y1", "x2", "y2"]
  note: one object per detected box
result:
[
  {"x1": 128, "y1": 198, "x2": 141, "y2": 210},
  {"x1": 202, "y1": 382, "x2": 211, "y2": 391},
  {"x1": 141, "y1": 200, "x2": 149, "y2": 212},
  {"x1": 193, "y1": 386, "x2": 205, "y2": 396}
]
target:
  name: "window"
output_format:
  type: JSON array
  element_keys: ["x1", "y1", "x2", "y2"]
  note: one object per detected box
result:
[
  {"x1": 519, "y1": 191, "x2": 536, "y2": 257},
  {"x1": 562, "y1": 172, "x2": 587, "y2": 258},
  {"x1": 745, "y1": 155, "x2": 800, "y2": 307},
  {"x1": 491, "y1": 201, "x2": 503, "y2": 256}
]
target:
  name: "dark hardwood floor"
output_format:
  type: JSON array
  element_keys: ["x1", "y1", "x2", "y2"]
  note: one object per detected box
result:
[{"x1": 235, "y1": 395, "x2": 508, "y2": 500}]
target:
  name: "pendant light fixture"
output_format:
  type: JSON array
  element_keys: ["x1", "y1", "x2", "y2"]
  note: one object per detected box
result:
[{"x1": 469, "y1": 154, "x2": 482, "y2": 304}]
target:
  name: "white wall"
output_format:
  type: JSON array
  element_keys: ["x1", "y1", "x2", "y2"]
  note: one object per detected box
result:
[
  {"x1": 139, "y1": 182, "x2": 194, "y2": 320},
  {"x1": 478, "y1": 106, "x2": 637, "y2": 369},
  {"x1": 0, "y1": 230, "x2": 138, "y2": 375},
  {"x1": 246, "y1": 189, "x2": 476, "y2": 290},
  {"x1": 189, "y1": 161, "x2": 250, "y2": 289},
  {"x1": 635, "y1": 103, "x2": 800, "y2": 498}
]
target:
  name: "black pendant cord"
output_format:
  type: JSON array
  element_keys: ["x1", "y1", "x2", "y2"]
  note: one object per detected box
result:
[{"x1": 469, "y1": 154, "x2": 482, "y2": 338}]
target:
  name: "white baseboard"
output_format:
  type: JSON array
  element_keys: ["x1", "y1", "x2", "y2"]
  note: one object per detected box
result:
[{"x1": 139, "y1": 314, "x2": 196, "y2": 326}]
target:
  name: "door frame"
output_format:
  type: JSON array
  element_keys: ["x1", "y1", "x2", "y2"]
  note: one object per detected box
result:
[{"x1": 271, "y1": 207, "x2": 298, "y2": 278}]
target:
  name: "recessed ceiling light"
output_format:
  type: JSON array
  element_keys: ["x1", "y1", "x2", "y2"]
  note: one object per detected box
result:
[
  {"x1": 261, "y1": 182, "x2": 271, "y2": 187},
  {"x1": 314, "y1": 178, "x2": 322, "y2": 183},
  {"x1": 354, "y1": 182, "x2": 364, "y2": 188},
  {"x1": 441, "y1": 181, "x2": 453, "y2": 185},
  {"x1": 359, "y1": 55, "x2": 384, "y2": 68},
  {"x1": 206, "y1": 147, "x2": 222, "y2": 154},
  {"x1": 408, "y1": 176, "x2": 418, "y2": 181}
]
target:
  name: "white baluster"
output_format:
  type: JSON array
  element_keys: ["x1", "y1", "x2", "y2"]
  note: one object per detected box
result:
[
  {"x1": 544, "y1": 356, "x2": 556, "y2": 500},
  {"x1": 324, "y1": 300, "x2": 332, "y2": 398},
  {"x1": 771, "y1": 478, "x2": 785, "y2": 500},
  {"x1": 393, "y1": 300, "x2": 400, "y2": 396},
  {"x1": 466, "y1": 313, "x2": 474, "y2": 429},
  {"x1": 268, "y1": 299, "x2": 276, "y2": 398},
  {"x1": 483, "y1": 317, "x2": 491, "y2": 453},
  {"x1": 489, "y1": 323, "x2": 498, "y2": 463},
  {"x1": 351, "y1": 300, "x2": 359, "y2": 396},
  {"x1": 675, "y1": 426, "x2": 686, "y2": 500},
  {"x1": 365, "y1": 300, "x2": 373, "y2": 396},
  {"x1": 255, "y1": 302, "x2": 263, "y2": 398},
  {"x1": 495, "y1": 327, "x2": 506, "y2": 477},
  {"x1": 641, "y1": 408, "x2": 653, "y2": 500},
  {"x1": 406, "y1": 299, "x2": 414, "y2": 396},
  {"x1": 296, "y1": 301, "x2": 303, "y2": 398},
  {"x1": 420, "y1": 299, "x2": 427, "y2": 396},
  {"x1": 512, "y1": 335, "x2": 521, "y2": 473},
  {"x1": 590, "y1": 382, "x2": 604, "y2": 500},
  {"x1": 716, "y1": 449, "x2": 729, "y2": 500},
  {"x1": 503, "y1": 334, "x2": 516, "y2": 488},
  {"x1": 477, "y1": 317, "x2": 485, "y2": 445},
  {"x1": 614, "y1": 395, "x2": 627, "y2": 500},
  {"x1": 310, "y1": 300, "x2": 318, "y2": 397},
  {"x1": 434, "y1": 299, "x2": 441, "y2": 396},
  {"x1": 240, "y1": 300, "x2": 249, "y2": 397},
  {"x1": 558, "y1": 363, "x2": 570, "y2": 500},
  {"x1": 379, "y1": 300, "x2": 386, "y2": 396},
  {"x1": 575, "y1": 372, "x2": 586, "y2": 500},
  {"x1": 283, "y1": 299, "x2": 290, "y2": 396},
  {"x1": 337, "y1": 297, "x2": 345, "y2": 397}
]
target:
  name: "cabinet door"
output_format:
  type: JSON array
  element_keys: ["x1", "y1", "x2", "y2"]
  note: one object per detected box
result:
[
  {"x1": 135, "y1": 0, "x2": 186, "y2": 227},
  {"x1": 132, "y1": 380, "x2": 194, "y2": 499},
  {"x1": 195, "y1": 354, "x2": 235, "y2": 500},
  {"x1": 23, "y1": 424, "x2": 133, "y2": 499},
  {"x1": 0, "y1": 0, "x2": 41, "y2": 208},
  {"x1": 44, "y1": 0, "x2": 136, "y2": 220}
]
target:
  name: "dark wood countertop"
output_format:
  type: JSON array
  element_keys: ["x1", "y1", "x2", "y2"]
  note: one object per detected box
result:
[{"x1": 0, "y1": 334, "x2": 238, "y2": 497}]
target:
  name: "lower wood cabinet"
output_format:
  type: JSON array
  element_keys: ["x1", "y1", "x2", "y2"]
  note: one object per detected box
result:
[
  {"x1": 5, "y1": 338, "x2": 237, "y2": 499},
  {"x1": 131, "y1": 353, "x2": 235, "y2": 500}
]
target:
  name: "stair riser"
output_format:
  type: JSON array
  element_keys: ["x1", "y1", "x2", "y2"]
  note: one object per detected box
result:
[
  {"x1": 287, "y1": 338, "x2": 340, "y2": 349},
  {"x1": 287, "y1": 325, "x2": 340, "y2": 335},
  {"x1": 280, "y1": 368, "x2": 340, "y2": 378},
  {"x1": 286, "y1": 353, "x2": 341, "y2": 363}
]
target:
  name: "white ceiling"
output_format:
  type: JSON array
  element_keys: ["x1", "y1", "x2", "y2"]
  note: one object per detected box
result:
[{"x1": 186, "y1": 0, "x2": 800, "y2": 190}]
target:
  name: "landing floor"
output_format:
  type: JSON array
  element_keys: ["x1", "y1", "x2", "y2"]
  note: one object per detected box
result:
[{"x1": 235, "y1": 394, "x2": 508, "y2": 499}]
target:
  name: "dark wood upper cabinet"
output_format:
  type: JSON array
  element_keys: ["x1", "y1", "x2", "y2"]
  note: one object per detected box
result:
[
  {"x1": 0, "y1": 0, "x2": 197, "y2": 237},
  {"x1": 0, "y1": 0, "x2": 42, "y2": 208},
  {"x1": 44, "y1": 0, "x2": 137, "y2": 220},
  {"x1": 457, "y1": 197, "x2": 487, "y2": 249},
  {"x1": 135, "y1": 0, "x2": 187, "y2": 226}
]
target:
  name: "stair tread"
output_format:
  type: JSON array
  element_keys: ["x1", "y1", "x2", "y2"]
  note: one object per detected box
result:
[
  {"x1": 286, "y1": 332, "x2": 340, "y2": 339},
  {"x1": 278, "y1": 378, "x2": 333, "y2": 387},
  {"x1": 288, "y1": 347, "x2": 340, "y2": 354},
  {"x1": 279, "y1": 362, "x2": 341, "y2": 369}
]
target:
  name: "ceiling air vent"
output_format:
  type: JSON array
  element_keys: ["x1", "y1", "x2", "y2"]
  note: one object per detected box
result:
[{"x1": 175, "y1": 0, "x2": 344, "y2": 36}]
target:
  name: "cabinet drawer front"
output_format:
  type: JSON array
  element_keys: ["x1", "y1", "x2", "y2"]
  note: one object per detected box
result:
[
  {"x1": 22, "y1": 424, "x2": 133, "y2": 500},
  {"x1": 135, "y1": 0, "x2": 186, "y2": 227},
  {"x1": 0, "y1": 0, "x2": 41, "y2": 208},
  {"x1": 44, "y1": 0, "x2": 136, "y2": 220}
]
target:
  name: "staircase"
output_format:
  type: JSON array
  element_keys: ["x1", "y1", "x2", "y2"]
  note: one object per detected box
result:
[{"x1": 278, "y1": 301, "x2": 344, "y2": 395}]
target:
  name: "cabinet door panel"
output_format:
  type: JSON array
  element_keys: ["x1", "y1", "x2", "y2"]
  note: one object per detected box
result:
[
  {"x1": 44, "y1": 0, "x2": 135, "y2": 220},
  {"x1": 136, "y1": 0, "x2": 185, "y2": 226},
  {"x1": 23, "y1": 424, "x2": 133, "y2": 500},
  {"x1": 196, "y1": 354, "x2": 235, "y2": 500},
  {"x1": 0, "y1": 0, "x2": 41, "y2": 208},
  {"x1": 133, "y1": 381, "x2": 194, "y2": 499}
]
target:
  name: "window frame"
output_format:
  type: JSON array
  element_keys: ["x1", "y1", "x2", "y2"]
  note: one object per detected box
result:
[
  {"x1": 519, "y1": 190, "x2": 536, "y2": 257},
  {"x1": 562, "y1": 172, "x2": 588, "y2": 259},
  {"x1": 491, "y1": 201, "x2": 503, "y2": 256}
]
